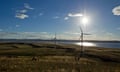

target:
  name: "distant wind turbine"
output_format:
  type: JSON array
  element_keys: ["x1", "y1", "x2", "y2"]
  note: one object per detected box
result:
[{"x1": 54, "y1": 33, "x2": 57, "y2": 48}]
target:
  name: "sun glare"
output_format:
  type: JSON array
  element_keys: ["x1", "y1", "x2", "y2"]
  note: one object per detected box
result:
[
  {"x1": 75, "y1": 42, "x2": 96, "y2": 46},
  {"x1": 81, "y1": 17, "x2": 89, "y2": 25}
]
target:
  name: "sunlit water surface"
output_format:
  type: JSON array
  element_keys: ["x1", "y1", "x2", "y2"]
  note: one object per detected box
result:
[
  {"x1": 73, "y1": 42, "x2": 120, "y2": 48},
  {"x1": 75, "y1": 42, "x2": 96, "y2": 47},
  {"x1": 60, "y1": 41, "x2": 120, "y2": 48}
]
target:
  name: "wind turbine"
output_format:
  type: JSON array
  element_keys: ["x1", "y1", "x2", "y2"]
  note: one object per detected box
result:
[
  {"x1": 54, "y1": 32, "x2": 57, "y2": 48},
  {"x1": 79, "y1": 26, "x2": 84, "y2": 57},
  {"x1": 79, "y1": 26, "x2": 91, "y2": 55},
  {"x1": 76, "y1": 16, "x2": 91, "y2": 61}
]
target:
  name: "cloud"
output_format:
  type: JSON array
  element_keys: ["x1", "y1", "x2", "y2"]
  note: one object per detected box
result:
[
  {"x1": 40, "y1": 32, "x2": 48, "y2": 34},
  {"x1": 39, "y1": 13, "x2": 43, "y2": 16},
  {"x1": 0, "y1": 29, "x2": 3, "y2": 31},
  {"x1": 64, "y1": 17, "x2": 69, "y2": 20},
  {"x1": 112, "y1": 6, "x2": 120, "y2": 16},
  {"x1": 106, "y1": 32, "x2": 113, "y2": 36},
  {"x1": 63, "y1": 13, "x2": 83, "y2": 21},
  {"x1": 86, "y1": 31, "x2": 119, "y2": 40},
  {"x1": 64, "y1": 32, "x2": 80, "y2": 35},
  {"x1": 0, "y1": 32, "x2": 51, "y2": 39},
  {"x1": 53, "y1": 16, "x2": 60, "y2": 19},
  {"x1": 15, "y1": 13, "x2": 29, "y2": 19},
  {"x1": 68, "y1": 13, "x2": 83, "y2": 17},
  {"x1": 0, "y1": 32, "x2": 77, "y2": 40},
  {"x1": 18, "y1": 9, "x2": 27, "y2": 13},
  {"x1": 117, "y1": 27, "x2": 120, "y2": 30},
  {"x1": 24, "y1": 3, "x2": 34, "y2": 10},
  {"x1": 15, "y1": 3, "x2": 34, "y2": 19},
  {"x1": 16, "y1": 25, "x2": 20, "y2": 27},
  {"x1": 0, "y1": 31, "x2": 119, "y2": 40}
]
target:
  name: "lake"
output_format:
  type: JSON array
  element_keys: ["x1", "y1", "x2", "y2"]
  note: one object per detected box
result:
[
  {"x1": 0, "y1": 39, "x2": 120, "y2": 48},
  {"x1": 60, "y1": 41, "x2": 120, "y2": 48}
]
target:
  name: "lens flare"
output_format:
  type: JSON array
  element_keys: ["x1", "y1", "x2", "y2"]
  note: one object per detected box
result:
[
  {"x1": 75, "y1": 42, "x2": 96, "y2": 46},
  {"x1": 81, "y1": 17, "x2": 89, "y2": 24}
]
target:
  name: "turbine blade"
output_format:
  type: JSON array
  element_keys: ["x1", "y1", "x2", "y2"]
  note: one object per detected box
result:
[
  {"x1": 83, "y1": 33, "x2": 92, "y2": 35},
  {"x1": 79, "y1": 35, "x2": 81, "y2": 40},
  {"x1": 79, "y1": 26, "x2": 83, "y2": 33}
]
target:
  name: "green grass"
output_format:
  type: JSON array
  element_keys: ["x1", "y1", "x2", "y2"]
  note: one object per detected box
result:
[{"x1": 0, "y1": 42, "x2": 120, "y2": 72}]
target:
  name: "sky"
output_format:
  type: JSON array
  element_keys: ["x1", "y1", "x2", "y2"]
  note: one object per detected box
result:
[{"x1": 0, "y1": 0, "x2": 120, "y2": 40}]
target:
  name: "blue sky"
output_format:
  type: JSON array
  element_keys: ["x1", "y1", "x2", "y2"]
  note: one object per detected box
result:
[{"x1": 0, "y1": 0, "x2": 120, "y2": 40}]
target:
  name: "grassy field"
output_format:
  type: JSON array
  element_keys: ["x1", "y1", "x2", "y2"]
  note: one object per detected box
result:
[{"x1": 0, "y1": 42, "x2": 120, "y2": 72}]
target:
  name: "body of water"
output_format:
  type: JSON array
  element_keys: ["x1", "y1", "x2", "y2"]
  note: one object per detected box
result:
[
  {"x1": 61, "y1": 42, "x2": 120, "y2": 48},
  {"x1": 0, "y1": 39, "x2": 120, "y2": 48}
]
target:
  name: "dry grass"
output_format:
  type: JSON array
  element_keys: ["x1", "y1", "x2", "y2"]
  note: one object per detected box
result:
[{"x1": 0, "y1": 42, "x2": 120, "y2": 72}]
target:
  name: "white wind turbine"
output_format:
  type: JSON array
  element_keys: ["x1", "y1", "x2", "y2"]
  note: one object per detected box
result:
[{"x1": 76, "y1": 16, "x2": 91, "y2": 61}]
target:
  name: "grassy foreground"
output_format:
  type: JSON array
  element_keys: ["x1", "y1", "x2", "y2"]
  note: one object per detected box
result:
[{"x1": 0, "y1": 42, "x2": 120, "y2": 72}]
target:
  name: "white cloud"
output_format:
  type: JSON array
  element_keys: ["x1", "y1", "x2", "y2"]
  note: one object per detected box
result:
[
  {"x1": 15, "y1": 13, "x2": 29, "y2": 19},
  {"x1": 63, "y1": 13, "x2": 83, "y2": 21},
  {"x1": 24, "y1": 3, "x2": 34, "y2": 10},
  {"x1": 106, "y1": 32, "x2": 113, "y2": 36},
  {"x1": 117, "y1": 27, "x2": 120, "y2": 30},
  {"x1": 40, "y1": 32, "x2": 48, "y2": 34},
  {"x1": 0, "y1": 32, "x2": 51, "y2": 39},
  {"x1": 112, "y1": 6, "x2": 120, "y2": 16},
  {"x1": 53, "y1": 16, "x2": 60, "y2": 19},
  {"x1": 68, "y1": 13, "x2": 83, "y2": 17},
  {"x1": 0, "y1": 29, "x2": 3, "y2": 31},
  {"x1": 16, "y1": 25, "x2": 20, "y2": 27},
  {"x1": 64, "y1": 32, "x2": 80, "y2": 35},
  {"x1": 85, "y1": 31, "x2": 119, "y2": 40},
  {"x1": 64, "y1": 17, "x2": 69, "y2": 20},
  {"x1": 19, "y1": 9, "x2": 27, "y2": 13},
  {"x1": 0, "y1": 31, "x2": 119, "y2": 40},
  {"x1": 39, "y1": 13, "x2": 43, "y2": 16},
  {"x1": 15, "y1": 3, "x2": 34, "y2": 19}
]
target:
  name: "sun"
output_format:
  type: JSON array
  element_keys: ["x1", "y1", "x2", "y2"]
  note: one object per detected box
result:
[{"x1": 81, "y1": 17, "x2": 89, "y2": 25}]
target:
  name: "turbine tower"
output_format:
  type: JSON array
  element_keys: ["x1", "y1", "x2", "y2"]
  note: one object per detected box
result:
[
  {"x1": 54, "y1": 33, "x2": 57, "y2": 48},
  {"x1": 79, "y1": 26, "x2": 84, "y2": 56},
  {"x1": 75, "y1": 26, "x2": 91, "y2": 61}
]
